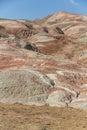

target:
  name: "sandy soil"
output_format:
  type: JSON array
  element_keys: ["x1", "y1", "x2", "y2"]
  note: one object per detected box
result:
[{"x1": 0, "y1": 103, "x2": 87, "y2": 130}]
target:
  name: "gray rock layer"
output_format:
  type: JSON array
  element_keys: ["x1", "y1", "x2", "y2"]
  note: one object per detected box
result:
[{"x1": 0, "y1": 67, "x2": 54, "y2": 105}]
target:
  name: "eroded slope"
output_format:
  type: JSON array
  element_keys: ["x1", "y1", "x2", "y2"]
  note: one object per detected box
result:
[{"x1": 0, "y1": 12, "x2": 87, "y2": 109}]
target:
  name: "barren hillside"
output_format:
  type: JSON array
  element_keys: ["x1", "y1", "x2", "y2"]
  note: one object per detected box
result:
[
  {"x1": 0, "y1": 12, "x2": 87, "y2": 110},
  {"x1": 1, "y1": 11, "x2": 87, "y2": 130}
]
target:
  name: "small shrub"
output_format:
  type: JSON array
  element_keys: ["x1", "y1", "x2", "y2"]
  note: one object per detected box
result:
[{"x1": 41, "y1": 126, "x2": 46, "y2": 130}]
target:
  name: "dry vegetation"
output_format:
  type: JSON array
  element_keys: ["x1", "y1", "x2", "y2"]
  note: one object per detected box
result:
[{"x1": 0, "y1": 103, "x2": 87, "y2": 130}]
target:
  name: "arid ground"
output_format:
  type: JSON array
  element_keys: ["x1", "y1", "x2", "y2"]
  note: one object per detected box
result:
[{"x1": 0, "y1": 103, "x2": 87, "y2": 130}]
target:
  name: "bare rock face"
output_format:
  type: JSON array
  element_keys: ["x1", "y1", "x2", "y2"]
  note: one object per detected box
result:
[
  {"x1": 0, "y1": 12, "x2": 87, "y2": 109},
  {"x1": 0, "y1": 67, "x2": 54, "y2": 105},
  {"x1": 46, "y1": 90, "x2": 71, "y2": 107}
]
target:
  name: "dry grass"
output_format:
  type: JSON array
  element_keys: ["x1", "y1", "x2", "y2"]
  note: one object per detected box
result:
[{"x1": 0, "y1": 103, "x2": 87, "y2": 130}]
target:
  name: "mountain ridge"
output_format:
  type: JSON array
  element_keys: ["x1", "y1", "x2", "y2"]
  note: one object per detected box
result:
[{"x1": 0, "y1": 11, "x2": 87, "y2": 109}]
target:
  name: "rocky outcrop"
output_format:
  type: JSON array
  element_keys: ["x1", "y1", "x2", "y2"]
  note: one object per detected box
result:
[
  {"x1": 0, "y1": 67, "x2": 54, "y2": 105},
  {"x1": 0, "y1": 12, "x2": 87, "y2": 109}
]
